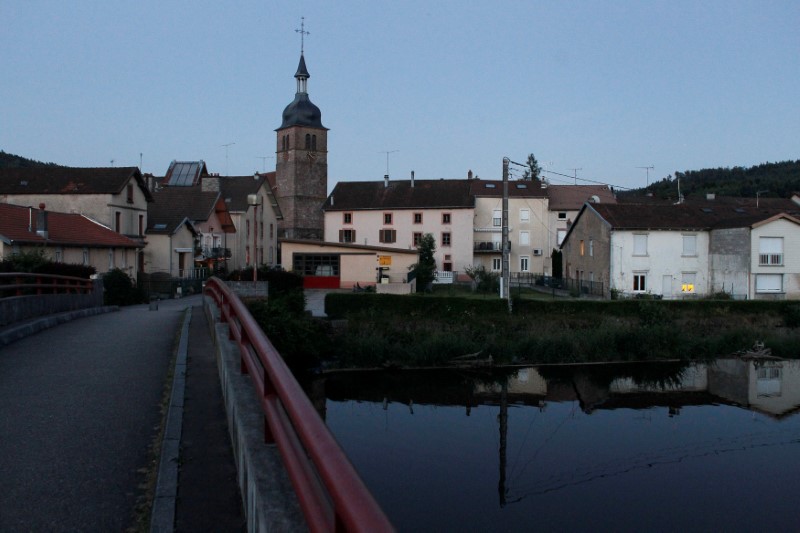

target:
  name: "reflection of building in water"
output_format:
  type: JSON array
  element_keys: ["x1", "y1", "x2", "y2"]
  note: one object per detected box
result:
[{"x1": 709, "y1": 358, "x2": 800, "y2": 418}]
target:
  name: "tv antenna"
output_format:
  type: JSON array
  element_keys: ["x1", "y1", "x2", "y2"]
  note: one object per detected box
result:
[
  {"x1": 568, "y1": 168, "x2": 582, "y2": 185},
  {"x1": 110, "y1": 159, "x2": 115, "y2": 167},
  {"x1": 255, "y1": 156, "x2": 274, "y2": 172},
  {"x1": 637, "y1": 165, "x2": 654, "y2": 186},
  {"x1": 221, "y1": 142, "x2": 235, "y2": 176},
  {"x1": 379, "y1": 150, "x2": 399, "y2": 177}
]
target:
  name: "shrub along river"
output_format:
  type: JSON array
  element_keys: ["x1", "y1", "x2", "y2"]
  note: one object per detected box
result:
[{"x1": 306, "y1": 358, "x2": 800, "y2": 532}]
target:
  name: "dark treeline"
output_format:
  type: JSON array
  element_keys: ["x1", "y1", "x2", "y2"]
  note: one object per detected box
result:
[
  {"x1": 0, "y1": 150, "x2": 64, "y2": 169},
  {"x1": 619, "y1": 160, "x2": 800, "y2": 200}
]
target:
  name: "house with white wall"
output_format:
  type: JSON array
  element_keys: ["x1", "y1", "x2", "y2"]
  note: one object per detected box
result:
[{"x1": 323, "y1": 176, "x2": 474, "y2": 279}]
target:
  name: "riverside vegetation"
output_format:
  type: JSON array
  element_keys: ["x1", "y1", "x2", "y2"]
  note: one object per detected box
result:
[{"x1": 246, "y1": 284, "x2": 800, "y2": 370}]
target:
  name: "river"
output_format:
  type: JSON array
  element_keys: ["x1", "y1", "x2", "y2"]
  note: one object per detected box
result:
[{"x1": 309, "y1": 358, "x2": 800, "y2": 532}]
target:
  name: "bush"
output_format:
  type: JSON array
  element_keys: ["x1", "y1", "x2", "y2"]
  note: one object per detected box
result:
[{"x1": 103, "y1": 268, "x2": 147, "y2": 306}]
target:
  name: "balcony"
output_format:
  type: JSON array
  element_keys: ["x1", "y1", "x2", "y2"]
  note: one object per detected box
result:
[
  {"x1": 202, "y1": 246, "x2": 232, "y2": 259},
  {"x1": 474, "y1": 241, "x2": 510, "y2": 253}
]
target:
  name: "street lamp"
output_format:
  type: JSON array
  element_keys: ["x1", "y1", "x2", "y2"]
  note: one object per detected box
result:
[{"x1": 247, "y1": 192, "x2": 259, "y2": 283}]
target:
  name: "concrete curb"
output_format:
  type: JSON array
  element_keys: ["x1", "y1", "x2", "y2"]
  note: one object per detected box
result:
[
  {"x1": 150, "y1": 307, "x2": 191, "y2": 533},
  {"x1": 0, "y1": 306, "x2": 120, "y2": 347},
  {"x1": 203, "y1": 296, "x2": 306, "y2": 532}
]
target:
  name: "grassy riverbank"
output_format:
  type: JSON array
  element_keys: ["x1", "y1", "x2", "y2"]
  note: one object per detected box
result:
[{"x1": 321, "y1": 293, "x2": 800, "y2": 369}]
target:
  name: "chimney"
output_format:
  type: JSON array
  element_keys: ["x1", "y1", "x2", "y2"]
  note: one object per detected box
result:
[
  {"x1": 202, "y1": 175, "x2": 220, "y2": 192},
  {"x1": 384, "y1": 174, "x2": 389, "y2": 188},
  {"x1": 411, "y1": 170, "x2": 415, "y2": 188},
  {"x1": 330, "y1": 195, "x2": 334, "y2": 206},
  {"x1": 36, "y1": 203, "x2": 48, "y2": 239},
  {"x1": 468, "y1": 170, "x2": 473, "y2": 180}
]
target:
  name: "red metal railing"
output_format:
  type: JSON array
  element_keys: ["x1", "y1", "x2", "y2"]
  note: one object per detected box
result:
[
  {"x1": 203, "y1": 277, "x2": 394, "y2": 533},
  {"x1": 0, "y1": 272, "x2": 94, "y2": 298}
]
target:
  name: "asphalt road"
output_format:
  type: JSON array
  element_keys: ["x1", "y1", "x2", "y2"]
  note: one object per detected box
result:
[{"x1": 0, "y1": 298, "x2": 188, "y2": 531}]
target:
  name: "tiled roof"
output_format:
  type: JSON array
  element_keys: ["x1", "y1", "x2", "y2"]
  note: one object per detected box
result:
[
  {"x1": 469, "y1": 179, "x2": 548, "y2": 198},
  {"x1": 0, "y1": 202, "x2": 141, "y2": 248},
  {"x1": 0, "y1": 166, "x2": 153, "y2": 201},
  {"x1": 219, "y1": 174, "x2": 271, "y2": 212},
  {"x1": 148, "y1": 187, "x2": 221, "y2": 233},
  {"x1": 617, "y1": 193, "x2": 798, "y2": 211},
  {"x1": 324, "y1": 179, "x2": 474, "y2": 211},
  {"x1": 547, "y1": 185, "x2": 616, "y2": 210},
  {"x1": 587, "y1": 202, "x2": 800, "y2": 231}
]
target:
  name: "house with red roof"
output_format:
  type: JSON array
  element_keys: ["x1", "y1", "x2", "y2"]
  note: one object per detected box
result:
[{"x1": 0, "y1": 202, "x2": 142, "y2": 275}]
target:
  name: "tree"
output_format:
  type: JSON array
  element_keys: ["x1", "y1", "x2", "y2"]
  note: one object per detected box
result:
[
  {"x1": 408, "y1": 233, "x2": 437, "y2": 292},
  {"x1": 521, "y1": 153, "x2": 542, "y2": 181}
]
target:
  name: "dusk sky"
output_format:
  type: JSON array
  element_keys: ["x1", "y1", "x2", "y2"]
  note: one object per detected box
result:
[{"x1": 2, "y1": 1, "x2": 798, "y2": 192}]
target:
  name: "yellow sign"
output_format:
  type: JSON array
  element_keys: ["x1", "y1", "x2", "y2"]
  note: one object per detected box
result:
[{"x1": 378, "y1": 255, "x2": 392, "y2": 266}]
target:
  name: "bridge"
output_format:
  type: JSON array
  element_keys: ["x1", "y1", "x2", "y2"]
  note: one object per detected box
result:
[{"x1": 0, "y1": 276, "x2": 392, "y2": 532}]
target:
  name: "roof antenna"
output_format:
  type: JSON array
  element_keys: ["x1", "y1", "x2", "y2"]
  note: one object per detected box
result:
[
  {"x1": 379, "y1": 150, "x2": 398, "y2": 178},
  {"x1": 295, "y1": 16, "x2": 309, "y2": 54}
]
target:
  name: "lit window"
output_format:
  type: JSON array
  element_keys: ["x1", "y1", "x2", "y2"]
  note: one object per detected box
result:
[
  {"x1": 580, "y1": 240, "x2": 585, "y2": 256},
  {"x1": 681, "y1": 272, "x2": 697, "y2": 293}
]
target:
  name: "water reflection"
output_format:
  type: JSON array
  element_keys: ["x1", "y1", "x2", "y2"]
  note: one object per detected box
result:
[{"x1": 310, "y1": 358, "x2": 800, "y2": 532}]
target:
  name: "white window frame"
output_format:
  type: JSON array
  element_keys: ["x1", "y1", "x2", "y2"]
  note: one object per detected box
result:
[
  {"x1": 759, "y1": 237, "x2": 783, "y2": 266},
  {"x1": 520, "y1": 256, "x2": 530, "y2": 272},
  {"x1": 681, "y1": 272, "x2": 697, "y2": 294},
  {"x1": 491, "y1": 258, "x2": 501, "y2": 271},
  {"x1": 589, "y1": 238, "x2": 594, "y2": 257},
  {"x1": 519, "y1": 231, "x2": 530, "y2": 246},
  {"x1": 633, "y1": 272, "x2": 647, "y2": 292},
  {"x1": 493, "y1": 210, "x2": 501, "y2": 227},
  {"x1": 755, "y1": 273, "x2": 783, "y2": 293},
  {"x1": 682, "y1": 234, "x2": 697, "y2": 257},
  {"x1": 633, "y1": 234, "x2": 648, "y2": 256},
  {"x1": 557, "y1": 229, "x2": 567, "y2": 246},
  {"x1": 520, "y1": 209, "x2": 530, "y2": 223}
]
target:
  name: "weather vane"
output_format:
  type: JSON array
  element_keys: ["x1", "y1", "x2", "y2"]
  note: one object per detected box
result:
[{"x1": 295, "y1": 16, "x2": 309, "y2": 54}]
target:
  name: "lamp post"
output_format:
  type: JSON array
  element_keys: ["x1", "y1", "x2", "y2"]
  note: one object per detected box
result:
[{"x1": 247, "y1": 192, "x2": 259, "y2": 283}]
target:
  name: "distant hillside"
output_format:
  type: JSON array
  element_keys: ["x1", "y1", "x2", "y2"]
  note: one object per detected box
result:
[
  {"x1": 618, "y1": 160, "x2": 800, "y2": 200},
  {"x1": 0, "y1": 150, "x2": 64, "y2": 169}
]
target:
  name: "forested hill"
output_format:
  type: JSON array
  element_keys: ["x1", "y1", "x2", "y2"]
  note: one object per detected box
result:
[
  {"x1": 619, "y1": 160, "x2": 800, "y2": 200},
  {"x1": 0, "y1": 150, "x2": 64, "y2": 169}
]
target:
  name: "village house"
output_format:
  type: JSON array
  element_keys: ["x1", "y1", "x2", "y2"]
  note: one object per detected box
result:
[
  {"x1": 0, "y1": 166, "x2": 152, "y2": 272},
  {"x1": 0, "y1": 202, "x2": 142, "y2": 274},
  {"x1": 561, "y1": 199, "x2": 800, "y2": 299}
]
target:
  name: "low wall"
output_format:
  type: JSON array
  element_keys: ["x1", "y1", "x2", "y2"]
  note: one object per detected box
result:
[
  {"x1": 0, "y1": 279, "x2": 104, "y2": 327},
  {"x1": 203, "y1": 297, "x2": 305, "y2": 532},
  {"x1": 376, "y1": 282, "x2": 414, "y2": 295}
]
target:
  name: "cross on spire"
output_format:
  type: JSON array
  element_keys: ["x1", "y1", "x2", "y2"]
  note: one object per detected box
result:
[{"x1": 295, "y1": 17, "x2": 309, "y2": 54}]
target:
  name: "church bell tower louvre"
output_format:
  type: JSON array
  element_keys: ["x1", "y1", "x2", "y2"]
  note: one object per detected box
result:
[{"x1": 275, "y1": 18, "x2": 328, "y2": 241}]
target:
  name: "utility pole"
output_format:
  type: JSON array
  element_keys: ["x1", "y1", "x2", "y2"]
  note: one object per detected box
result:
[
  {"x1": 501, "y1": 158, "x2": 511, "y2": 313},
  {"x1": 637, "y1": 166, "x2": 654, "y2": 187},
  {"x1": 568, "y1": 168, "x2": 582, "y2": 185}
]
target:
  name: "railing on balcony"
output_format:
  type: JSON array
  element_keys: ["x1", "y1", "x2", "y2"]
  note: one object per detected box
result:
[
  {"x1": 433, "y1": 270, "x2": 457, "y2": 284},
  {"x1": 759, "y1": 253, "x2": 783, "y2": 266},
  {"x1": 203, "y1": 278, "x2": 393, "y2": 532},
  {"x1": 473, "y1": 241, "x2": 510, "y2": 252},
  {"x1": 202, "y1": 246, "x2": 232, "y2": 259}
]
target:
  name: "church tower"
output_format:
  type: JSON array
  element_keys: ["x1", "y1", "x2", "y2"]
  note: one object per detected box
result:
[{"x1": 275, "y1": 49, "x2": 328, "y2": 241}]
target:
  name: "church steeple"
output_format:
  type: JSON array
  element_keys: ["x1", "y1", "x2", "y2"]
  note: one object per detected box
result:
[
  {"x1": 279, "y1": 53, "x2": 325, "y2": 130},
  {"x1": 295, "y1": 54, "x2": 309, "y2": 94}
]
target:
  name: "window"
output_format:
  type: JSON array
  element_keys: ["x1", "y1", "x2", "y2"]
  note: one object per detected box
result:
[
  {"x1": 580, "y1": 240, "x2": 585, "y2": 256},
  {"x1": 442, "y1": 232, "x2": 451, "y2": 247},
  {"x1": 138, "y1": 214, "x2": 144, "y2": 236},
  {"x1": 681, "y1": 272, "x2": 697, "y2": 293},
  {"x1": 589, "y1": 238, "x2": 594, "y2": 257},
  {"x1": 520, "y1": 231, "x2": 530, "y2": 246},
  {"x1": 339, "y1": 229, "x2": 356, "y2": 243},
  {"x1": 312, "y1": 135, "x2": 317, "y2": 151},
  {"x1": 633, "y1": 234, "x2": 648, "y2": 256},
  {"x1": 756, "y1": 273, "x2": 782, "y2": 293},
  {"x1": 384, "y1": 213, "x2": 393, "y2": 225},
  {"x1": 413, "y1": 212, "x2": 423, "y2": 224},
  {"x1": 492, "y1": 258, "x2": 501, "y2": 271},
  {"x1": 759, "y1": 237, "x2": 783, "y2": 266},
  {"x1": 260, "y1": 222, "x2": 264, "y2": 239},
  {"x1": 442, "y1": 213, "x2": 451, "y2": 224},
  {"x1": 443, "y1": 262, "x2": 452, "y2": 272},
  {"x1": 246, "y1": 220, "x2": 250, "y2": 238},
  {"x1": 558, "y1": 212, "x2": 567, "y2": 220},
  {"x1": 379, "y1": 229, "x2": 396, "y2": 243},
  {"x1": 55, "y1": 248, "x2": 63, "y2": 262},
  {"x1": 682, "y1": 234, "x2": 697, "y2": 256},
  {"x1": 245, "y1": 246, "x2": 250, "y2": 265},
  {"x1": 115, "y1": 211, "x2": 121, "y2": 233},
  {"x1": 293, "y1": 254, "x2": 340, "y2": 276},
  {"x1": 413, "y1": 232, "x2": 423, "y2": 246},
  {"x1": 82, "y1": 248, "x2": 89, "y2": 266},
  {"x1": 305, "y1": 133, "x2": 311, "y2": 149},
  {"x1": 633, "y1": 273, "x2": 647, "y2": 292},
  {"x1": 108, "y1": 249, "x2": 115, "y2": 269},
  {"x1": 127, "y1": 184, "x2": 134, "y2": 204},
  {"x1": 343, "y1": 212, "x2": 352, "y2": 224},
  {"x1": 557, "y1": 229, "x2": 567, "y2": 246},
  {"x1": 269, "y1": 223, "x2": 274, "y2": 238},
  {"x1": 493, "y1": 210, "x2": 501, "y2": 227},
  {"x1": 520, "y1": 256, "x2": 530, "y2": 272},
  {"x1": 520, "y1": 209, "x2": 530, "y2": 222}
]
